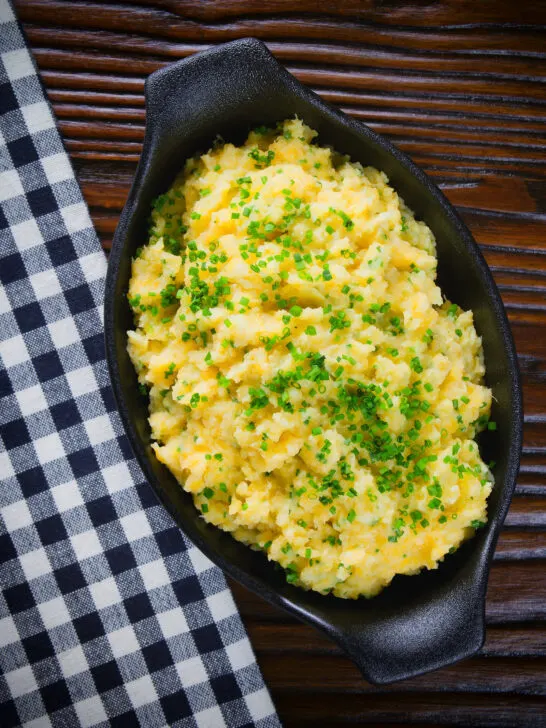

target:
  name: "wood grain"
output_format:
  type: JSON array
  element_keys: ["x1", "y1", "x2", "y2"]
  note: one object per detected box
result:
[{"x1": 16, "y1": 1, "x2": 546, "y2": 725}]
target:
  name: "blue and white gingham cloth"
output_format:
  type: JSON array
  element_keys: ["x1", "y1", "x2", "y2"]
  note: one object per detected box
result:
[{"x1": 0, "y1": 2, "x2": 280, "y2": 726}]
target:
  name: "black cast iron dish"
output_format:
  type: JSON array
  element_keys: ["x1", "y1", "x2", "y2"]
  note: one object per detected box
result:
[{"x1": 105, "y1": 38, "x2": 522, "y2": 684}]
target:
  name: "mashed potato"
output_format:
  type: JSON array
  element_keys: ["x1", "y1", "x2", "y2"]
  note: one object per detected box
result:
[{"x1": 127, "y1": 119, "x2": 493, "y2": 599}]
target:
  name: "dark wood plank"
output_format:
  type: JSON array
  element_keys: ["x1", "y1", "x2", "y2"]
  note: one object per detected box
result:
[
  {"x1": 16, "y1": 1, "x2": 546, "y2": 725},
  {"x1": 257, "y1": 655, "x2": 546, "y2": 695},
  {"x1": 274, "y1": 693, "x2": 546, "y2": 728},
  {"x1": 246, "y1": 622, "x2": 546, "y2": 657}
]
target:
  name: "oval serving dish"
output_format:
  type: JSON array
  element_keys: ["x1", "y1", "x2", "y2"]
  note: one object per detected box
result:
[{"x1": 105, "y1": 38, "x2": 522, "y2": 685}]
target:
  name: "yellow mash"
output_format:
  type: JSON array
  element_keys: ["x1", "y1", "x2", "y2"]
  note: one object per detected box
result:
[{"x1": 127, "y1": 119, "x2": 494, "y2": 599}]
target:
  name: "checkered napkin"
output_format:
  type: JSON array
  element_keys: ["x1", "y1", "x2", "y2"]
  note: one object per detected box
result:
[{"x1": 0, "y1": 3, "x2": 280, "y2": 727}]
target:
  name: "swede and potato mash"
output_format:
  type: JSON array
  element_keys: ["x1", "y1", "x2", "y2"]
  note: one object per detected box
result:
[{"x1": 127, "y1": 119, "x2": 493, "y2": 599}]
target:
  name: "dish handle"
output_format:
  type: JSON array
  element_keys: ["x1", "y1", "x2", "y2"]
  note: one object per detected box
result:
[
  {"x1": 333, "y1": 569, "x2": 487, "y2": 684},
  {"x1": 142, "y1": 38, "x2": 291, "y2": 156}
]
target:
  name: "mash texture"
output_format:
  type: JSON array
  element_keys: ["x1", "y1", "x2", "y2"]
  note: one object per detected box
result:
[{"x1": 127, "y1": 119, "x2": 493, "y2": 598}]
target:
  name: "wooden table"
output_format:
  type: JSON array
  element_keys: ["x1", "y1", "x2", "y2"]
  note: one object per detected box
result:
[{"x1": 16, "y1": 1, "x2": 546, "y2": 725}]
